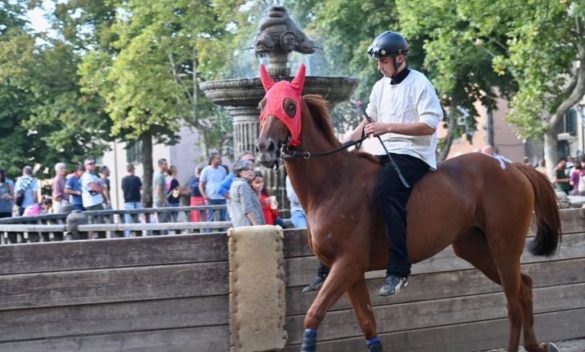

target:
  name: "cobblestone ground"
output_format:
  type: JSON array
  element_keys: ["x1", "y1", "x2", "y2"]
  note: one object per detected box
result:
[{"x1": 486, "y1": 339, "x2": 585, "y2": 352}]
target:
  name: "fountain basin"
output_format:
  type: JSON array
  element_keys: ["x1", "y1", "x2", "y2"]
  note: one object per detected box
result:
[{"x1": 201, "y1": 76, "x2": 358, "y2": 108}]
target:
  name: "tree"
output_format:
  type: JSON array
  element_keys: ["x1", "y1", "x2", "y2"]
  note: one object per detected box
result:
[
  {"x1": 78, "y1": 0, "x2": 239, "y2": 205},
  {"x1": 487, "y1": 1, "x2": 585, "y2": 176},
  {"x1": 396, "y1": 0, "x2": 517, "y2": 159},
  {"x1": 0, "y1": 1, "x2": 110, "y2": 178}
]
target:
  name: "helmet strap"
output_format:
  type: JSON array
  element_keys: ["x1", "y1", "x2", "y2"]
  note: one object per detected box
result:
[{"x1": 392, "y1": 56, "x2": 402, "y2": 78}]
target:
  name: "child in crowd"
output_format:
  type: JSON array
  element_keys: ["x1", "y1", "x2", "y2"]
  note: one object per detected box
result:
[
  {"x1": 228, "y1": 160, "x2": 264, "y2": 227},
  {"x1": 251, "y1": 171, "x2": 286, "y2": 227}
]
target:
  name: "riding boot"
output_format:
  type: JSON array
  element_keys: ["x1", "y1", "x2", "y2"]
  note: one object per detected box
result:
[{"x1": 302, "y1": 263, "x2": 329, "y2": 294}]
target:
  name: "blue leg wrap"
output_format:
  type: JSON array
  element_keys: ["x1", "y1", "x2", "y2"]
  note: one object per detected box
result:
[
  {"x1": 367, "y1": 336, "x2": 383, "y2": 351},
  {"x1": 301, "y1": 328, "x2": 318, "y2": 352},
  {"x1": 367, "y1": 336, "x2": 381, "y2": 346}
]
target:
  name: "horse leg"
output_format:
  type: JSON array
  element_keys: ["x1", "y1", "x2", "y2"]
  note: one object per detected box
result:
[
  {"x1": 302, "y1": 260, "x2": 361, "y2": 352},
  {"x1": 347, "y1": 276, "x2": 383, "y2": 351},
  {"x1": 452, "y1": 229, "x2": 524, "y2": 352},
  {"x1": 519, "y1": 274, "x2": 559, "y2": 352}
]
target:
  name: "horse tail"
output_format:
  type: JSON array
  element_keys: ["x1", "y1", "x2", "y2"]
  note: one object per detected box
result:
[{"x1": 515, "y1": 163, "x2": 561, "y2": 256}]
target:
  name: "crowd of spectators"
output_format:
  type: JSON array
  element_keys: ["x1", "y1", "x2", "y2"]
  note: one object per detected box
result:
[{"x1": 0, "y1": 152, "x2": 308, "y2": 234}]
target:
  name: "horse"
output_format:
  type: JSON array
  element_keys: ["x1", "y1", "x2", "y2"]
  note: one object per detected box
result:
[{"x1": 255, "y1": 64, "x2": 562, "y2": 352}]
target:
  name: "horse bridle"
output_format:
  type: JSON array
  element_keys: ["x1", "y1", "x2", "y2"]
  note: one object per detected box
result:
[{"x1": 280, "y1": 134, "x2": 369, "y2": 160}]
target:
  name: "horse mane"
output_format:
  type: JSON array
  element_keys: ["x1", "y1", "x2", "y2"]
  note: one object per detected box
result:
[
  {"x1": 302, "y1": 94, "x2": 339, "y2": 147},
  {"x1": 302, "y1": 94, "x2": 379, "y2": 164}
]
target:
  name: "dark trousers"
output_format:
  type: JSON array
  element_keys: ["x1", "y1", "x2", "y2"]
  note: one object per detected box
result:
[{"x1": 377, "y1": 153, "x2": 429, "y2": 277}]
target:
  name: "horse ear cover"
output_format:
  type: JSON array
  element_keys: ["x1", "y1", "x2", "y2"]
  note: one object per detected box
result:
[{"x1": 259, "y1": 64, "x2": 306, "y2": 147}]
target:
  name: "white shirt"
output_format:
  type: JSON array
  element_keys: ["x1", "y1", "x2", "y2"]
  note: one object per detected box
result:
[
  {"x1": 81, "y1": 172, "x2": 104, "y2": 207},
  {"x1": 366, "y1": 69, "x2": 443, "y2": 169}
]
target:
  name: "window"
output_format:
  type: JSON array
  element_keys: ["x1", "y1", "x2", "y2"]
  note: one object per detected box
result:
[
  {"x1": 126, "y1": 140, "x2": 143, "y2": 163},
  {"x1": 557, "y1": 108, "x2": 577, "y2": 136}
]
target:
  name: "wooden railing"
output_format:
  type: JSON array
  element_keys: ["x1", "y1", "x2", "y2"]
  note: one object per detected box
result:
[{"x1": 0, "y1": 205, "x2": 231, "y2": 244}]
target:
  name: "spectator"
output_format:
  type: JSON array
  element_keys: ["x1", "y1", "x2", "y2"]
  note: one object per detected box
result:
[
  {"x1": 571, "y1": 161, "x2": 583, "y2": 195},
  {"x1": 166, "y1": 165, "x2": 181, "y2": 223},
  {"x1": 227, "y1": 160, "x2": 264, "y2": 227},
  {"x1": 52, "y1": 162, "x2": 68, "y2": 213},
  {"x1": 23, "y1": 203, "x2": 42, "y2": 216},
  {"x1": 286, "y1": 176, "x2": 307, "y2": 229},
  {"x1": 218, "y1": 151, "x2": 255, "y2": 199},
  {"x1": 480, "y1": 144, "x2": 495, "y2": 156},
  {"x1": 24, "y1": 196, "x2": 51, "y2": 216},
  {"x1": 15, "y1": 166, "x2": 39, "y2": 216},
  {"x1": 65, "y1": 164, "x2": 85, "y2": 211},
  {"x1": 535, "y1": 159, "x2": 546, "y2": 175},
  {"x1": 100, "y1": 165, "x2": 112, "y2": 209},
  {"x1": 121, "y1": 163, "x2": 142, "y2": 237},
  {"x1": 41, "y1": 197, "x2": 53, "y2": 214},
  {"x1": 188, "y1": 166, "x2": 205, "y2": 222},
  {"x1": 81, "y1": 159, "x2": 105, "y2": 211},
  {"x1": 0, "y1": 168, "x2": 14, "y2": 218},
  {"x1": 251, "y1": 171, "x2": 283, "y2": 226},
  {"x1": 199, "y1": 153, "x2": 228, "y2": 221},
  {"x1": 553, "y1": 158, "x2": 571, "y2": 195},
  {"x1": 153, "y1": 158, "x2": 169, "y2": 224},
  {"x1": 166, "y1": 165, "x2": 181, "y2": 207}
]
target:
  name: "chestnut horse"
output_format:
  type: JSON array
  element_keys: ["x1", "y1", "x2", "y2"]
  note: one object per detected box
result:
[{"x1": 255, "y1": 65, "x2": 561, "y2": 352}]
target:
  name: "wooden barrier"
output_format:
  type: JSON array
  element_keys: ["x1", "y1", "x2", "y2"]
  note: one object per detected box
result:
[
  {"x1": 0, "y1": 205, "x2": 230, "y2": 243},
  {"x1": 282, "y1": 209, "x2": 585, "y2": 351},
  {"x1": 0, "y1": 209, "x2": 583, "y2": 351}
]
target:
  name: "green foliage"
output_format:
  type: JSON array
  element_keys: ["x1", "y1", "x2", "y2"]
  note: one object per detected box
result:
[
  {"x1": 78, "y1": 0, "x2": 239, "y2": 153},
  {"x1": 0, "y1": 1, "x2": 110, "y2": 178},
  {"x1": 397, "y1": 0, "x2": 518, "y2": 143},
  {"x1": 492, "y1": 1, "x2": 584, "y2": 139},
  {"x1": 307, "y1": 0, "x2": 401, "y2": 99}
]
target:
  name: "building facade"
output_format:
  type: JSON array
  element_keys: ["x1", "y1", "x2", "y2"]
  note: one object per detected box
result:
[{"x1": 101, "y1": 125, "x2": 206, "y2": 209}]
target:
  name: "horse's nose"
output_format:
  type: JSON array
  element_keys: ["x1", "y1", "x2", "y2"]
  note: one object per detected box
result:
[{"x1": 256, "y1": 138, "x2": 276, "y2": 155}]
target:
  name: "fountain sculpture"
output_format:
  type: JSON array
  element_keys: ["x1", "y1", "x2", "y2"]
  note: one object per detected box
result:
[{"x1": 200, "y1": 6, "x2": 358, "y2": 203}]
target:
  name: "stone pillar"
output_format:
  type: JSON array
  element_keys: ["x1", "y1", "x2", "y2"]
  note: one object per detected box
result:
[
  {"x1": 227, "y1": 106, "x2": 260, "y2": 157},
  {"x1": 266, "y1": 52, "x2": 290, "y2": 77}
]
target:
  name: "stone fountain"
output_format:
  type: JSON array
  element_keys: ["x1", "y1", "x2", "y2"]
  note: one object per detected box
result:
[
  {"x1": 200, "y1": 6, "x2": 358, "y2": 156},
  {"x1": 200, "y1": 6, "x2": 358, "y2": 206}
]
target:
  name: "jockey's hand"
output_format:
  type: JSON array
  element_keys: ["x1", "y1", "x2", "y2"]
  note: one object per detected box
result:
[{"x1": 364, "y1": 122, "x2": 390, "y2": 136}]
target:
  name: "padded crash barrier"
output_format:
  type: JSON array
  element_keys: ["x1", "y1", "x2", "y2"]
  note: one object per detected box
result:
[{"x1": 228, "y1": 225, "x2": 287, "y2": 351}]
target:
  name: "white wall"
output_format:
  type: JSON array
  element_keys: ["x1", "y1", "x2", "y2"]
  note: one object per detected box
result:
[{"x1": 101, "y1": 124, "x2": 205, "y2": 209}]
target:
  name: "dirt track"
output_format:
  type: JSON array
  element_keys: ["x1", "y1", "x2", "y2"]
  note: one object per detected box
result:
[{"x1": 486, "y1": 339, "x2": 585, "y2": 351}]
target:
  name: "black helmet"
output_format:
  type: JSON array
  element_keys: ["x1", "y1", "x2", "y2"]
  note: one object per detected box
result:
[{"x1": 367, "y1": 31, "x2": 409, "y2": 59}]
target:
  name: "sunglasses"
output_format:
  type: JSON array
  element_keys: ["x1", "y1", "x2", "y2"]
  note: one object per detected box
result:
[{"x1": 86, "y1": 162, "x2": 95, "y2": 165}]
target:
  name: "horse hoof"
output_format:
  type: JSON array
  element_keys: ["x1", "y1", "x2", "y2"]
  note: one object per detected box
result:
[{"x1": 547, "y1": 342, "x2": 559, "y2": 352}]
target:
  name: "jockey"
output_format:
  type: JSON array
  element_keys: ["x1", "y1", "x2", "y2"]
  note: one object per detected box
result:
[
  {"x1": 361, "y1": 31, "x2": 443, "y2": 296},
  {"x1": 303, "y1": 31, "x2": 443, "y2": 297}
]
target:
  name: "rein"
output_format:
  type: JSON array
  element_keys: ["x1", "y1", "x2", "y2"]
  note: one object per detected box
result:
[{"x1": 281, "y1": 134, "x2": 369, "y2": 160}]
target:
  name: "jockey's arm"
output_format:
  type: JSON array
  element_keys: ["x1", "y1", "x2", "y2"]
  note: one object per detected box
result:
[
  {"x1": 364, "y1": 121, "x2": 435, "y2": 136},
  {"x1": 342, "y1": 118, "x2": 368, "y2": 143}
]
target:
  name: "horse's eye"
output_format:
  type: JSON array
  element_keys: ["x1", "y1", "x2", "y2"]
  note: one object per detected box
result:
[{"x1": 284, "y1": 100, "x2": 296, "y2": 118}]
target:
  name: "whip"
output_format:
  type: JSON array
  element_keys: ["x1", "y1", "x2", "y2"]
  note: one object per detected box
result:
[{"x1": 353, "y1": 100, "x2": 410, "y2": 189}]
